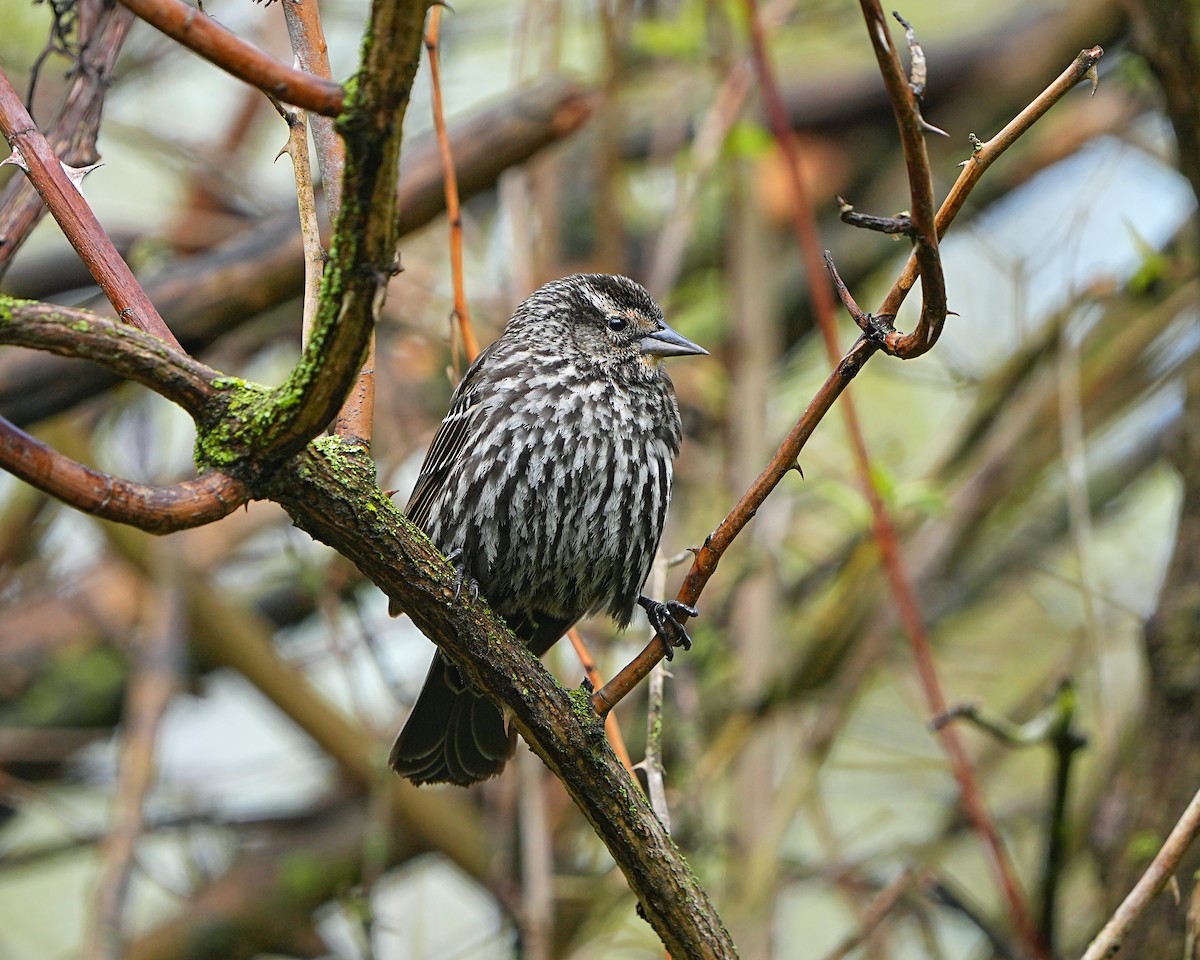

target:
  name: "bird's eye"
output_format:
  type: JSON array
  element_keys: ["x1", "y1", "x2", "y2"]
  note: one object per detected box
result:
[{"x1": 607, "y1": 316, "x2": 628, "y2": 332}]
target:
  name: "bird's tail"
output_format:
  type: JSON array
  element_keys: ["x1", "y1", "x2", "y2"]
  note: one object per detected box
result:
[{"x1": 389, "y1": 651, "x2": 514, "y2": 786}]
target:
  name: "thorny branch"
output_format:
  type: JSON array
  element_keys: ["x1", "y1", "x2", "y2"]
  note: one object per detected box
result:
[
  {"x1": 745, "y1": 6, "x2": 1043, "y2": 956},
  {"x1": 0, "y1": 72, "x2": 182, "y2": 350},
  {"x1": 593, "y1": 21, "x2": 1106, "y2": 734},
  {"x1": 0, "y1": 0, "x2": 135, "y2": 276}
]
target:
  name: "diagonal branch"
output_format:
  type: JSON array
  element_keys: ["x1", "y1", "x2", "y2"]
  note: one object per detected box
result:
[
  {"x1": 745, "y1": 5, "x2": 1042, "y2": 956},
  {"x1": 115, "y1": 0, "x2": 345, "y2": 116},
  {"x1": 266, "y1": 440, "x2": 738, "y2": 958},
  {"x1": 0, "y1": 70, "x2": 182, "y2": 351}
]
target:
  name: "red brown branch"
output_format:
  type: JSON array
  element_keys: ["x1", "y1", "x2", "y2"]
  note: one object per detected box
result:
[
  {"x1": 593, "y1": 39, "x2": 1107, "y2": 766},
  {"x1": 0, "y1": 417, "x2": 247, "y2": 534},
  {"x1": 856, "y1": 0, "x2": 945, "y2": 358},
  {"x1": 592, "y1": 338, "x2": 876, "y2": 713},
  {"x1": 565, "y1": 627, "x2": 634, "y2": 775},
  {"x1": 0, "y1": 70, "x2": 182, "y2": 351},
  {"x1": 115, "y1": 0, "x2": 345, "y2": 117},
  {"x1": 425, "y1": 7, "x2": 480, "y2": 367}
]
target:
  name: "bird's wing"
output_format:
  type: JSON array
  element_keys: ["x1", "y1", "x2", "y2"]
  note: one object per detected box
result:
[{"x1": 404, "y1": 342, "x2": 499, "y2": 531}]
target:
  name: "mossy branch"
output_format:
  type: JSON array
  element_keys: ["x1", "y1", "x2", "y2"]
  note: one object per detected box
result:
[{"x1": 266, "y1": 438, "x2": 738, "y2": 959}]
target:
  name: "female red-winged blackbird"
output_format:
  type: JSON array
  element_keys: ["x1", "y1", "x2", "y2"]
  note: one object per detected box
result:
[{"x1": 389, "y1": 274, "x2": 706, "y2": 786}]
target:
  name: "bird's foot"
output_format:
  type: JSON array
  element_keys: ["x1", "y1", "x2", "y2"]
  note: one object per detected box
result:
[
  {"x1": 445, "y1": 550, "x2": 480, "y2": 603},
  {"x1": 638, "y1": 596, "x2": 699, "y2": 660}
]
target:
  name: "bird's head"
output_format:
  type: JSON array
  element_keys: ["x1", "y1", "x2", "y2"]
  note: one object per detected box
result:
[{"x1": 509, "y1": 274, "x2": 708, "y2": 372}]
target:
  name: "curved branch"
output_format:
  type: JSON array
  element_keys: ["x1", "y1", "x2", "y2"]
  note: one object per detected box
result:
[
  {"x1": 0, "y1": 417, "x2": 246, "y2": 533},
  {"x1": 0, "y1": 301, "x2": 220, "y2": 419},
  {"x1": 115, "y1": 0, "x2": 345, "y2": 117},
  {"x1": 0, "y1": 73, "x2": 182, "y2": 351},
  {"x1": 857, "y1": 0, "x2": 945, "y2": 359}
]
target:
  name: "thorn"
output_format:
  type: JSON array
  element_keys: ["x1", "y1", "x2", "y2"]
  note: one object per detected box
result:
[{"x1": 919, "y1": 116, "x2": 950, "y2": 138}]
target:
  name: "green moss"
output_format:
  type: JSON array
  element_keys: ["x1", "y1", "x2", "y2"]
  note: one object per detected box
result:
[
  {"x1": 192, "y1": 378, "x2": 274, "y2": 470},
  {"x1": 0, "y1": 294, "x2": 35, "y2": 321}
]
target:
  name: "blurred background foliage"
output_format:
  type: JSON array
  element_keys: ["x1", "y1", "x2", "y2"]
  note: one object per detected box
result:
[{"x1": 1, "y1": 0, "x2": 1199, "y2": 957}]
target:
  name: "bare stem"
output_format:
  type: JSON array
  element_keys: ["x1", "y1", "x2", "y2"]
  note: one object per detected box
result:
[{"x1": 425, "y1": 7, "x2": 480, "y2": 366}]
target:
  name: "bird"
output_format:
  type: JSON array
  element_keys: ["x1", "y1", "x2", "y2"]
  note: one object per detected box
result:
[{"x1": 389, "y1": 273, "x2": 707, "y2": 786}]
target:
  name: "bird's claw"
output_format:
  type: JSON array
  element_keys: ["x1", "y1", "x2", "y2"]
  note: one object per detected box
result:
[
  {"x1": 638, "y1": 596, "x2": 699, "y2": 660},
  {"x1": 446, "y1": 550, "x2": 480, "y2": 603}
]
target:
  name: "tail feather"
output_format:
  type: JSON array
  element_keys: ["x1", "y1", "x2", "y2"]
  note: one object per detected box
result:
[
  {"x1": 389, "y1": 652, "x2": 513, "y2": 785},
  {"x1": 390, "y1": 613, "x2": 574, "y2": 786}
]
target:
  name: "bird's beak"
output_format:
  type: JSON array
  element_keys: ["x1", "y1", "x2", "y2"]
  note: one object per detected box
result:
[{"x1": 639, "y1": 323, "x2": 708, "y2": 358}]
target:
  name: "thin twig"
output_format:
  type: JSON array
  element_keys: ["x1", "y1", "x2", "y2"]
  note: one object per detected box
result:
[
  {"x1": 276, "y1": 0, "x2": 372, "y2": 448},
  {"x1": 819, "y1": 869, "x2": 918, "y2": 960},
  {"x1": 276, "y1": 103, "x2": 324, "y2": 349},
  {"x1": 517, "y1": 749, "x2": 554, "y2": 960},
  {"x1": 114, "y1": 0, "x2": 344, "y2": 116},
  {"x1": 281, "y1": 0, "x2": 344, "y2": 216},
  {"x1": 425, "y1": 7, "x2": 480, "y2": 367},
  {"x1": 1081, "y1": 787, "x2": 1200, "y2": 960},
  {"x1": 641, "y1": 556, "x2": 671, "y2": 829},
  {"x1": 935, "y1": 682, "x2": 1088, "y2": 951}
]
